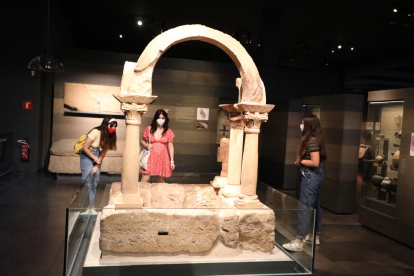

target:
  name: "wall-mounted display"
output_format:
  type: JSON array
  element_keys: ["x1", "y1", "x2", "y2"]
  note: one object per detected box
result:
[
  {"x1": 64, "y1": 82, "x2": 122, "y2": 115},
  {"x1": 197, "y1": 108, "x2": 209, "y2": 120}
]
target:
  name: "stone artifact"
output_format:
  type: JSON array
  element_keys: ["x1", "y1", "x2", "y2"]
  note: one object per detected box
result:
[
  {"x1": 64, "y1": 83, "x2": 122, "y2": 114},
  {"x1": 100, "y1": 24, "x2": 276, "y2": 257},
  {"x1": 100, "y1": 182, "x2": 276, "y2": 254},
  {"x1": 211, "y1": 138, "x2": 229, "y2": 188},
  {"x1": 391, "y1": 149, "x2": 400, "y2": 170},
  {"x1": 375, "y1": 154, "x2": 385, "y2": 164}
]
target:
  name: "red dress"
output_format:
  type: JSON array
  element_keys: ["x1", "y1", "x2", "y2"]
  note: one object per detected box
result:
[{"x1": 141, "y1": 126, "x2": 175, "y2": 177}]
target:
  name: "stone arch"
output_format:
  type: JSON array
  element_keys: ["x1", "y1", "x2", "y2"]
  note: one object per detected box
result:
[{"x1": 123, "y1": 24, "x2": 266, "y2": 105}]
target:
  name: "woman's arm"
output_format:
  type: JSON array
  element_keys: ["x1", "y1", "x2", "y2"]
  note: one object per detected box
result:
[
  {"x1": 300, "y1": 151, "x2": 320, "y2": 167},
  {"x1": 98, "y1": 149, "x2": 107, "y2": 164},
  {"x1": 168, "y1": 141, "x2": 175, "y2": 170},
  {"x1": 82, "y1": 138, "x2": 100, "y2": 164},
  {"x1": 141, "y1": 136, "x2": 152, "y2": 150}
]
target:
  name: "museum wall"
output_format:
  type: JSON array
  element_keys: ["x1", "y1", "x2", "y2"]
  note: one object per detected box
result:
[{"x1": 0, "y1": 0, "x2": 52, "y2": 172}]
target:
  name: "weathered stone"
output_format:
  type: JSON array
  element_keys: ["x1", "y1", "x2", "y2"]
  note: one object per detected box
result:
[
  {"x1": 100, "y1": 209, "x2": 220, "y2": 254},
  {"x1": 239, "y1": 209, "x2": 275, "y2": 252},
  {"x1": 139, "y1": 182, "x2": 151, "y2": 207},
  {"x1": 48, "y1": 155, "x2": 122, "y2": 174},
  {"x1": 151, "y1": 183, "x2": 217, "y2": 208},
  {"x1": 219, "y1": 210, "x2": 239, "y2": 248},
  {"x1": 64, "y1": 83, "x2": 122, "y2": 114},
  {"x1": 222, "y1": 162, "x2": 228, "y2": 172}
]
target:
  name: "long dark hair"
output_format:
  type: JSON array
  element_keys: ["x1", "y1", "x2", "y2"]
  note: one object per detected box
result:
[
  {"x1": 298, "y1": 115, "x2": 327, "y2": 162},
  {"x1": 89, "y1": 115, "x2": 117, "y2": 152},
  {"x1": 150, "y1": 109, "x2": 169, "y2": 135}
]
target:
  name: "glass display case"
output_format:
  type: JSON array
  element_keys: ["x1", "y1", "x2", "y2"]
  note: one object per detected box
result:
[
  {"x1": 64, "y1": 182, "x2": 316, "y2": 276},
  {"x1": 360, "y1": 101, "x2": 403, "y2": 217}
]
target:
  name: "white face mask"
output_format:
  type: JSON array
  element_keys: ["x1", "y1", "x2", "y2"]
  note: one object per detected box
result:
[
  {"x1": 300, "y1": 124, "x2": 304, "y2": 132},
  {"x1": 157, "y1": 119, "x2": 165, "y2": 126}
]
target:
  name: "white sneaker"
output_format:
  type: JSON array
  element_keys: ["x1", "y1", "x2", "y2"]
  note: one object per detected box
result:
[
  {"x1": 282, "y1": 240, "x2": 304, "y2": 252},
  {"x1": 304, "y1": 234, "x2": 320, "y2": 245},
  {"x1": 80, "y1": 208, "x2": 91, "y2": 215},
  {"x1": 89, "y1": 208, "x2": 98, "y2": 215}
]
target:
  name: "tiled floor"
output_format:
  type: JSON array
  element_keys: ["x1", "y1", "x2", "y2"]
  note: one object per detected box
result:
[{"x1": 0, "y1": 172, "x2": 413, "y2": 276}]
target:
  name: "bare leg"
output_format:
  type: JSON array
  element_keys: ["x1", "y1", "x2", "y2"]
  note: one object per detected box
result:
[
  {"x1": 157, "y1": 176, "x2": 166, "y2": 183},
  {"x1": 141, "y1": 174, "x2": 151, "y2": 183}
]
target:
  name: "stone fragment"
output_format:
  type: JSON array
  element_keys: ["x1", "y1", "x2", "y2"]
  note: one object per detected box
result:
[
  {"x1": 219, "y1": 210, "x2": 240, "y2": 248},
  {"x1": 100, "y1": 209, "x2": 220, "y2": 254},
  {"x1": 151, "y1": 183, "x2": 217, "y2": 208},
  {"x1": 238, "y1": 209, "x2": 275, "y2": 252},
  {"x1": 64, "y1": 83, "x2": 122, "y2": 114}
]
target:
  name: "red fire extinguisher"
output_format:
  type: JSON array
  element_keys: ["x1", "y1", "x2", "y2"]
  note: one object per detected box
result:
[{"x1": 17, "y1": 139, "x2": 30, "y2": 161}]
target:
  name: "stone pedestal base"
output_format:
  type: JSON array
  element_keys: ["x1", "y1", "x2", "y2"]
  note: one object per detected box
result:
[
  {"x1": 221, "y1": 184, "x2": 241, "y2": 198},
  {"x1": 211, "y1": 176, "x2": 227, "y2": 188},
  {"x1": 235, "y1": 195, "x2": 264, "y2": 208},
  {"x1": 115, "y1": 193, "x2": 143, "y2": 209}
]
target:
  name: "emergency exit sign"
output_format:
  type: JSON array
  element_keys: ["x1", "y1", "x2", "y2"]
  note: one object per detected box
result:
[{"x1": 23, "y1": 101, "x2": 33, "y2": 110}]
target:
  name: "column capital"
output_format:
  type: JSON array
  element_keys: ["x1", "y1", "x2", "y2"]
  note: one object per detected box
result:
[
  {"x1": 121, "y1": 103, "x2": 148, "y2": 126},
  {"x1": 242, "y1": 111, "x2": 268, "y2": 134},
  {"x1": 227, "y1": 112, "x2": 244, "y2": 130}
]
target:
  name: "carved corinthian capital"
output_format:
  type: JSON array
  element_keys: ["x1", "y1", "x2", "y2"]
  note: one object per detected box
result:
[
  {"x1": 242, "y1": 111, "x2": 268, "y2": 134},
  {"x1": 227, "y1": 112, "x2": 244, "y2": 130},
  {"x1": 121, "y1": 103, "x2": 148, "y2": 126}
]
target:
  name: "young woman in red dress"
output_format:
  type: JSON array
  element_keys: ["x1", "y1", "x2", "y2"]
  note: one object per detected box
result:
[{"x1": 140, "y1": 109, "x2": 175, "y2": 183}]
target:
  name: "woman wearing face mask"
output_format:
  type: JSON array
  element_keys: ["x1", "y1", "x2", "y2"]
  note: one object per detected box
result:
[
  {"x1": 140, "y1": 109, "x2": 175, "y2": 183},
  {"x1": 81, "y1": 116, "x2": 118, "y2": 213},
  {"x1": 283, "y1": 115, "x2": 327, "y2": 252}
]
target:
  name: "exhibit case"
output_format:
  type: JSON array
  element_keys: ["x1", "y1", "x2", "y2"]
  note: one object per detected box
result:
[
  {"x1": 64, "y1": 183, "x2": 317, "y2": 276},
  {"x1": 359, "y1": 89, "x2": 414, "y2": 248},
  {"x1": 360, "y1": 100, "x2": 403, "y2": 216}
]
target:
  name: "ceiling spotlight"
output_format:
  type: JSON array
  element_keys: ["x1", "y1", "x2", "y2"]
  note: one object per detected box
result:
[
  {"x1": 338, "y1": 45, "x2": 342, "y2": 49},
  {"x1": 351, "y1": 47, "x2": 354, "y2": 50},
  {"x1": 137, "y1": 20, "x2": 143, "y2": 26},
  {"x1": 394, "y1": 8, "x2": 398, "y2": 12},
  {"x1": 331, "y1": 50, "x2": 335, "y2": 53},
  {"x1": 119, "y1": 34, "x2": 123, "y2": 38},
  {"x1": 258, "y1": 43, "x2": 261, "y2": 47}
]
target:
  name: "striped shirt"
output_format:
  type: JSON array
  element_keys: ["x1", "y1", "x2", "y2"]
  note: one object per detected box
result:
[{"x1": 303, "y1": 137, "x2": 320, "y2": 160}]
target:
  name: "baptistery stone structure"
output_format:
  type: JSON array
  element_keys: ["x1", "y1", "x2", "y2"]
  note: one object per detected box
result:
[{"x1": 101, "y1": 24, "x2": 275, "y2": 255}]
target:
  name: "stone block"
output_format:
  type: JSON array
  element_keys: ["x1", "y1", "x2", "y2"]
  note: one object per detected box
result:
[
  {"x1": 100, "y1": 209, "x2": 220, "y2": 254},
  {"x1": 219, "y1": 210, "x2": 239, "y2": 248},
  {"x1": 238, "y1": 209, "x2": 275, "y2": 252},
  {"x1": 151, "y1": 183, "x2": 217, "y2": 208}
]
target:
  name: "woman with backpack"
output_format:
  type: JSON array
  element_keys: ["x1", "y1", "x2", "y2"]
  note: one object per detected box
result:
[{"x1": 81, "y1": 116, "x2": 117, "y2": 212}]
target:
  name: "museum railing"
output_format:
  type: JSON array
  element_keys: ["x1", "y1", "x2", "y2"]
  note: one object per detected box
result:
[{"x1": 65, "y1": 183, "x2": 316, "y2": 276}]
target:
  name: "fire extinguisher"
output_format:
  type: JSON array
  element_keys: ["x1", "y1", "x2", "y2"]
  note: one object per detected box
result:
[{"x1": 17, "y1": 139, "x2": 30, "y2": 161}]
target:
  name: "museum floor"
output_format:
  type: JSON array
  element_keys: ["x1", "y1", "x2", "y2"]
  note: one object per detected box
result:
[{"x1": 1, "y1": 172, "x2": 413, "y2": 276}]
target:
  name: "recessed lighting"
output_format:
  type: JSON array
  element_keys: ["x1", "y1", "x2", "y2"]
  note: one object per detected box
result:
[
  {"x1": 331, "y1": 50, "x2": 335, "y2": 53},
  {"x1": 137, "y1": 20, "x2": 143, "y2": 26},
  {"x1": 119, "y1": 34, "x2": 123, "y2": 38},
  {"x1": 338, "y1": 45, "x2": 342, "y2": 49},
  {"x1": 351, "y1": 47, "x2": 354, "y2": 50},
  {"x1": 394, "y1": 8, "x2": 398, "y2": 12}
]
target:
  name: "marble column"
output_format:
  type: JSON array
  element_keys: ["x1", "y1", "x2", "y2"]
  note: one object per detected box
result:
[
  {"x1": 221, "y1": 112, "x2": 244, "y2": 198},
  {"x1": 235, "y1": 111, "x2": 269, "y2": 208},
  {"x1": 113, "y1": 93, "x2": 157, "y2": 209}
]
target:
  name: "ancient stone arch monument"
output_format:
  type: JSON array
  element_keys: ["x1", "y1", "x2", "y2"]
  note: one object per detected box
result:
[
  {"x1": 99, "y1": 24, "x2": 277, "y2": 258},
  {"x1": 113, "y1": 24, "x2": 274, "y2": 209}
]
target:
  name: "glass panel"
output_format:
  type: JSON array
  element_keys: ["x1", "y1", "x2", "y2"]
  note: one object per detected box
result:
[
  {"x1": 65, "y1": 183, "x2": 315, "y2": 276},
  {"x1": 360, "y1": 101, "x2": 403, "y2": 217}
]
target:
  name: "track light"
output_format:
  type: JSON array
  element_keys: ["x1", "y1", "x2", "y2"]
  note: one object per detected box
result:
[
  {"x1": 119, "y1": 34, "x2": 123, "y2": 38},
  {"x1": 351, "y1": 47, "x2": 354, "y2": 50},
  {"x1": 338, "y1": 45, "x2": 342, "y2": 49},
  {"x1": 394, "y1": 8, "x2": 398, "y2": 12}
]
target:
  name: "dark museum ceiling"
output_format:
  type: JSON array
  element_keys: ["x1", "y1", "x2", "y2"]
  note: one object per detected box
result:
[{"x1": 55, "y1": 0, "x2": 414, "y2": 91}]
